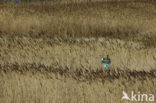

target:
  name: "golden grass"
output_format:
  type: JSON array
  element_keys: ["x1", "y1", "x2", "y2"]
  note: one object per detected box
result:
[
  {"x1": 0, "y1": 36, "x2": 156, "y2": 103},
  {"x1": 0, "y1": 1, "x2": 156, "y2": 103},
  {"x1": 0, "y1": 1, "x2": 156, "y2": 41},
  {"x1": 0, "y1": 37, "x2": 156, "y2": 71},
  {"x1": 0, "y1": 65, "x2": 156, "y2": 103}
]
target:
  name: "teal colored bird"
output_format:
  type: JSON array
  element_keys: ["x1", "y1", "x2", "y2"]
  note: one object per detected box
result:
[{"x1": 101, "y1": 55, "x2": 111, "y2": 69}]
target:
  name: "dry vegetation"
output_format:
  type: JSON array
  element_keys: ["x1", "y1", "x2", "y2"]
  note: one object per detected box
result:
[
  {"x1": 0, "y1": 0, "x2": 156, "y2": 103},
  {"x1": 0, "y1": 1, "x2": 156, "y2": 42}
]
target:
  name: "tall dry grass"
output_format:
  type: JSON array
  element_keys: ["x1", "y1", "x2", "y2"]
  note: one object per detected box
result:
[
  {"x1": 0, "y1": 1, "x2": 156, "y2": 103},
  {"x1": 0, "y1": 36, "x2": 156, "y2": 102},
  {"x1": 0, "y1": 37, "x2": 156, "y2": 71},
  {"x1": 0, "y1": 64, "x2": 156, "y2": 103},
  {"x1": 0, "y1": 1, "x2": 156, "y2": 47}
]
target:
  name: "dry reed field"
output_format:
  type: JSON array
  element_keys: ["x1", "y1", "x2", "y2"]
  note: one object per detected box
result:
[{"x1": 0, "y1": 0, "x2": 156, "y2": 103}]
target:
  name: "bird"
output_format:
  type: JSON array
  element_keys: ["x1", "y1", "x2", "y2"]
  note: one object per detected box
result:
[{"x1": 122, "y1": 91, "x2": 130, "y2": 101}]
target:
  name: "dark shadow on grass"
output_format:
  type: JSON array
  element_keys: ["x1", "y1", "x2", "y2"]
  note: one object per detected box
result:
[{"x1": 0, "y1": 63, "x2": 156, "y2": 82}]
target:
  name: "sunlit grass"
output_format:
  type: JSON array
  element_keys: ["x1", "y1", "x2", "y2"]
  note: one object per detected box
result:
[{"x1": 0, "y1": 1, "x2": 156, "y2": 103}]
